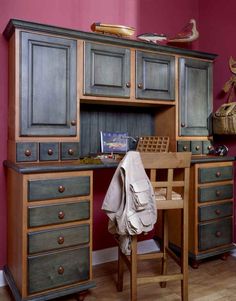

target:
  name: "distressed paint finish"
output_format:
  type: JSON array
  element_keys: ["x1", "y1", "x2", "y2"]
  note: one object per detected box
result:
[
  {"x1": 198, "y1": 184, "x2": 233, "y2": 203},
  {"x1": 198, "y1": 202, "x2": 233, "y2": 222},
  {"x1": 198, "y1": 166, "x2": 233, "y2": 183}
]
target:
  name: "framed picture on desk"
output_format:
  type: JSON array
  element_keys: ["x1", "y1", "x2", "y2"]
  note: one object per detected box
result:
[{"x1": 100, "y1": 131, "x2": 128, "y2": 153}]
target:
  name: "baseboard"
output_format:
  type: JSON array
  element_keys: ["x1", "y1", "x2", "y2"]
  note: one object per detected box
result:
[
  {"x1": 0, "y1": 239, "x2": 160, "y2": 287},
  {"x1": 0, "y1": 270, "x2": 6, "y2": 287}
]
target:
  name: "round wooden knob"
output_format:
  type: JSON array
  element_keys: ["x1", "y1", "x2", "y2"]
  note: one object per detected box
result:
[
  {"x1": 138, "y1": 83, "x2": 143, "y2": 89},
  {"x1": 58, "y1": 266, "x2": 64, "y2": 275},
  {"x1": 183, "y1": 146, "x2": 188, "y2": 151},
  {"x1": 216, "y1": 190, "x2": 221, "y2": 197},
  {"x1": 57, "y1": 236, "x2": 65, "y2": 244},
  {"x1": 215, "y1": 231, "x2": 222, "y2": 238},
  {"x1": 195, "y1": 145, "x2": 200, "y2": 150},
  {"x1": 58, "y1": 211, "x2": 65, "y2": 219},
  {"x1": 126, "y1": 82, "x2": 131, "y2": 88},
  {"x1": 48, "y1": 148, "x2": 53, "y2": 155},
  {"x1": 208, "y1": 145, "x2": 213, "y2": 150},
  {"x1": 68, "y1": 148, "x2": 74, "y2": 155},
  {"x1": 58, "y1": 185, "x2": 65, "y2": 193},
  {"x1": 216, "y1": 171, "x2": 221, "y2": 177},
  {"x1": 181, "y1": 123, "x2": 185, "y2": 127},
  {"x1": 215, "y1": 209, "x2": 221, "y2": 215},
  {"x1": 24, "y1": 149, "x2": 31, "y2": 157},
  {"x1": 71, "y1": 120, "x2": 76, "y2": 126}
]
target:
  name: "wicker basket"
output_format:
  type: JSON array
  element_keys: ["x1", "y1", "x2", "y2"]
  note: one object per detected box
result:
[{"x1": 213, "y1": 102, "x2": 236, "y2": 134}]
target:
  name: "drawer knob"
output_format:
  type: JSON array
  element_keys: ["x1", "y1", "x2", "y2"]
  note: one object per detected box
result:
[
  {"x1": 68, "y1": 148, "x2": 74, "y2": 155},
  {"x1": 58, "y1": 185, "x2": 65, "y2": 193},
  {"x1": 71, "y1": 120, "x2": 77, "y2": 126},
  {"x1": 181, "y1": 123, "x2": 185, "y2": 128},
  {"x1": 216, "y1": 190, "x2": 221, "y2": 197},
  {"x1": 215, "y1": 209, "x2": 221, "y2": 215},
  {"x1": 215, "y1": 231, "x2": 222, "y2": 238},
  {"x1": 138, "y1": 83, "x2": 143, "y2": 89},
  {"x1": 58, "y1": 266, "x2": 64, "y2": 275},
  {"x1": 216, "y1": 171, "x2": 221, "y2": 177},
  {"x1": 58, "y1": 211, "x2": 65, "y2": 219},
  {"x1": 183, "y1": 146, "x2": 188, "y2": 151},
  {"x1": 57, "y1": 236, "x2": 65, "y2": 244},
  {"x1": 48, "y1": 148, "x2": 53, "y2": 156},
  {"x1": 126, "y1": 82, "x2": 131, "y2": 88},
  {"x1": 24, "y1": 149, "x2": 31, "y2": 157},
  {"x1": 195, "y1": 145, "x2": 200, "y2": 151},
  {"x1": 208, "y1": 145, "x2": 213, "y2": 150}
]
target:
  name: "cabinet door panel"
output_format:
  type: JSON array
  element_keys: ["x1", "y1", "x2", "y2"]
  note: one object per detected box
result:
[
  {"x1": 179, "y1": 58, "x2": 212, "y2": 136},
  {"x1": 21, "y1": 32, "x2": 77, "y2": 136},
  {"x1": 84, "y1": 42, "x2": 130, "y2": 97},
  {"x1": 136, "y1": 51, "x2": 175, "y2": 100}
]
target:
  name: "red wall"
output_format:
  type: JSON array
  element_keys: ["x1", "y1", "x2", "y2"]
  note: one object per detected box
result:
[{"x1": 0, "y1": 0, "x2": 231, "y2": 268}]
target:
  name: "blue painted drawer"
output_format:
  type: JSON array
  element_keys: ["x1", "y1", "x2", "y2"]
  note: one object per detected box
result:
[
  {"x1": 198, "y1": 202, "x2": 233, "y2": 222},
  {"x1": 199, "y1": 166, "x2": 233, "y2": 183},
  {"x1": 198, "y1": 184, "x2": 233, "y2": 203}
]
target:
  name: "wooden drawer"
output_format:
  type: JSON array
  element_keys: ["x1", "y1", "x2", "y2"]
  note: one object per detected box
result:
[
  {"x1": 198, "y1": 218, "x2": 232, "y2": 251},
  {"x1": 16, "y1": 142, "x2": 38, "y2": 162},
  {"x1": 191, "y1": 141, "x2": 202, "y2": 155},
  {"x1": 198, "y1": 202, "x2": 233, "y2": 222},
  {"x1": 28, "y1": 200, "x2": 90, "y2": 227},
  {"x1": 177, "y1": 141, "x2": 190, "y2": 152},
  {"x1": 28, "y1": 224, "x2": 90, "y2": 254},
  {"x1": 61, "y1": 142, "x2": 80, "y2": 160},
  {"x1": 28, "y1": 176, "x2": 90, "y2": 201},
  {"x1": 198, "y1": 184, "x2": 233, "y2": 203},
  {"x1": 199, "y1": 166, "x2": 233, "y2": 183},
  {"x1": 28, "y1": 246, "x2": 90, "y2": 294},
  {"x1": 39, "y1": 142, "x2": 59, "y2": 161}
]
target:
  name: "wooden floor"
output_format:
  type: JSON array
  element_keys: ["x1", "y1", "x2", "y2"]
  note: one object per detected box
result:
[{"x1": 1, "y1": 253, "x2": 236, "y2": 301}]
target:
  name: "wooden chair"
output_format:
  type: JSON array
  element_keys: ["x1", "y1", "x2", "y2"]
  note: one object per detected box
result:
[{"x1": 116, "y1": 152, "x2": 191, "y2": 301}]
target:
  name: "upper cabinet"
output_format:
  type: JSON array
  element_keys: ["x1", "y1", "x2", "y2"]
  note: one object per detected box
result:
[
  {"x1": 84, "y1": 42, "x2": 131, "y2": 98},
  {"x1": 20, "y1": 32, "x2": 77, "y2": 137},
  {"x1": 179, "y1": 58, "x2": 213, "y2": 137},
  {"x1": 136, "y1": 51, "x2": 175, "y2": 100}
]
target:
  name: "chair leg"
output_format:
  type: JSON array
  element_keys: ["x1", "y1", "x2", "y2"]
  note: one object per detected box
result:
[
  {"x1": 130, "y1": 235, "x2": 138, "y2": 301},
  {"x1": 160, "y1": 210, "x2": 168, "y2": 288},
  {"x1": 117, "y1": 246, "x2": 124, "y2": 292},
  {"x1": 181, "y1": 208, "x2": 189, "y2": 301}
]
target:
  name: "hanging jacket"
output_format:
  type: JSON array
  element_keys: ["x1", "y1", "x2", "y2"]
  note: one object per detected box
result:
[{"x1": 102, "y1": 151, "x2": 157, "y2": 255}]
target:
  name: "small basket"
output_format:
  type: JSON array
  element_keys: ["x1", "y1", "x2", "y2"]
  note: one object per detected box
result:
[
  {"x1": 136, "y1": 136, "x2": 169, "y2": 152},
  {"x1": 213, "y1": 102, "x2": 236, "y2": 135}
]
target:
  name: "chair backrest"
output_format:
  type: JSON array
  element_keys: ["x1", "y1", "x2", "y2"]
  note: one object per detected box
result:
[{"x1": 140, "y1": 152, "x2": 191, "y2": 209}]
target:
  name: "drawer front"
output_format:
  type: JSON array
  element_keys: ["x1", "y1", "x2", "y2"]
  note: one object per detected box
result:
[
  {"x1": 202, "y1": 140, "x2": 213, "y2": 154},
  {"x1": 198, "y1": 184, "x2": 233, "y2": 203},
  {"x1": 39, "y1": 142, "x2": 59, "y2": 161},
  {"x1": 28, "y1": 176, "x2": 90, "y2": 201},
  {"x1": 198, "y1": 218, "x2": 232, "y2": 251},
  {"x1": 28, "y1": 200, "x2": 90, "y2": 227},
  {"x1": 177, "y1": 141, "x2": 190, "y2": 152},
  {"x1": 191, "y1": 141, "x2": 202, "y2": 155},
  {"x1": 28, "y1": 224, "x2": 90, "y2": 254},
  {"x1": 199, "y1": 166, "x2": 233, "y2": 183},
  {"x1": 28, "y1": 246, "x2": 90, "y2": 294},
  {"x1": 16, "y1": 142, "x2": 38, "y2": 162},
  {"x1": 198, "y1": 202, "x2": 233, "y2": 222},
  {"x1": 61, "y1": 142, "x2": 80, "y2": 160}
]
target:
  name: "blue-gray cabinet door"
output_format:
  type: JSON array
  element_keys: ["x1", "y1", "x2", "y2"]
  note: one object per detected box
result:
[
  {"x1": 20, "y1": 32, "x2": 77, "y2": 136},
  {"x1": 179, "y1": 58, "x2": 213, "y2": 136},
  {"x1": 84, "y1": 42, "x2": 130, "y2": 98},
  {"x1": 136, "y1": 51, "x2": 175, "y2": 100}
]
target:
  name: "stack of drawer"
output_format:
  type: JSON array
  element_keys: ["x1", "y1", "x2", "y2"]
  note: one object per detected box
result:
[
  {"x1": 196, "y1": 162, "x2": 234, "y2": 256},
  {"x1": 12, "y1": 170, "x2": 95, "y2": 299}
]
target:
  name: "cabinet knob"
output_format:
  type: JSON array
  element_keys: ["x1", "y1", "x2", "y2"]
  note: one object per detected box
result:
[
  {"x1": 58, "y1": 211, "x2": 65, "y2": 219},
  {"x1": 48, "y1": 148, "x2": 53, "y2": 156},
  {"x1": 68, "y1": 148, "x2": 74, "y2": 155},
  {"x1": 24, "y1": 149, "x2": 32, "y2": 157},
  {"x1": 215, "y1": 209, "x2": 221, "y2": 215},
  {"x1": 215, "y1": 190, "x2": 221, "y2": 197},
  {"x1": 216, "y1": 171, "x2": 221, "y2": 177},
  {"x1": 208, "y1": 145, "x2": 213, "y2": 150},
  {"x1": 138, "y1": 83, "x2": 143, "y2": 89},
  {"x1": 57, "y1": 236, "x2": 65, "y2": 244},
  {"x1": 58, "y1": 266, "x2": 64, "y2": 275},
  {"x1": 181, "y1": 123, "x2": 185, "y2": 128},
  {"x1": 215, "y1": 231, "x2": 222, "y2": 238},
  {"x1": 126, "y1": 82, "x2": 131, "y2": 88},
  {"x1": 183, "y1": 146, "x2": 188, "y2": 151},
  {"x1": 195, "y1": 145, "x2": 200, "y2": 151},
  {"x1": 71, "y1": 120, "x2": 77, "y2": 126},
  {"x1": 58, "y1": 185, "x2": 65, "y2": 193}
]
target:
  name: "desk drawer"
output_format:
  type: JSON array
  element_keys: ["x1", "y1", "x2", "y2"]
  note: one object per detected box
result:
[
  {"x1": 198, "y1": 184, "x2": 233, "y2": 203},
  {"x1": 199, "y1": 166, "x2": 233, "y2": 183},
  {"x1": 198, "y1": 218, "x2": 232, "y2": 251},
  {"x1": 28, "y1": 200, "x2": 90, "y2": 227},
  {"x1": 198, "y1": 202, "x2": 233, "y2": 222},
  {"x1": 28, "y1": 246, "x2": 89, "y2": 294},
  {"x1": 28, "y1": 176, "x2": 90, "y2": 201},
  {"x1": 28, "y1": 224, "x2": 90, "y2": 254}
]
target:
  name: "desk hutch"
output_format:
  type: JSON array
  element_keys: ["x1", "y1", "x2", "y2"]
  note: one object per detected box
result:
[{"x1": 3, "y1": 19, "x2": 235, "y2": 301}]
